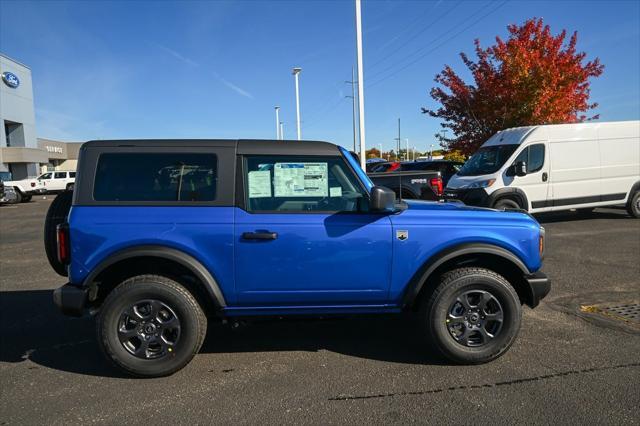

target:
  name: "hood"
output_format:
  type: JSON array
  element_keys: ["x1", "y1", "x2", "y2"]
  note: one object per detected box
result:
[
  {"x1": 399, "y1": 199, "x2": 538, "y2": 227},
  {"x1": 402, "y1": 199, "x2": 494, "y2": 213}
]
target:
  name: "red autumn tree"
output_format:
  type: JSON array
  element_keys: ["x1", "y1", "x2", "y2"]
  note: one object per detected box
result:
[{"x1": 423, "y1": 18, "x2": 604, "y2": 155}]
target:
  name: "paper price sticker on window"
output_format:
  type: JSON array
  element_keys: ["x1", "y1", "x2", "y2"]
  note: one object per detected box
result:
[
  {"x1": 274, "y1": 163, "x2": 328, "y2": 197},
  {"x1": 248, "y1": 170, "x2": 272, "y2": 198}
]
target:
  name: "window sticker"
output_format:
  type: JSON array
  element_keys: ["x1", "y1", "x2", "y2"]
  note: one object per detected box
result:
[
  {"x1": 248, "y1": 170, "x2": 272, "y2": 198},
  {"x1": 329, "y1": 186, "x2": 342, "y2": 197},
  {"x1": 274, "y1": 162, "x2": 328, "y2": 197}
]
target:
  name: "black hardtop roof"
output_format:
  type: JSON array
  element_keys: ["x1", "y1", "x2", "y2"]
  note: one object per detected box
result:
[{"x1": 81, "y1": 139, "x2": 341, "y2": 156}]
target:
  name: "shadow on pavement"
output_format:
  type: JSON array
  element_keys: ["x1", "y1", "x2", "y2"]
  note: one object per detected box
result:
[
  {"x1": 535, "y1": 208, "x2": 630, "y2": 224},
  {"x1": 0, "y1": 289, "x2": 444, "y2": 378}
]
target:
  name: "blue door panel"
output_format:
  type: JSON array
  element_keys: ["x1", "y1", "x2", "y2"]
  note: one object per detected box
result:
[
  {"x1": 234, "y1": 208, "x2": 393, "y2": 305},
  {"x1": 68, "y1": 206, "x2": 237, "y2": 303}
]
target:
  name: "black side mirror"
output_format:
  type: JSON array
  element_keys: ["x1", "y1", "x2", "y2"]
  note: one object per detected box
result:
[
  {"x1": 370, "y1": 186, "x2": 396, "y2": 212},
  {"x1": 508, "y1": 161, "x2": 527, "y2": 177}
]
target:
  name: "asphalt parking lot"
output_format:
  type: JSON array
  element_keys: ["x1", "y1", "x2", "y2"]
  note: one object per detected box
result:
[{"x1": 1, "y1": 196, "x2": 639, "y2": 425}]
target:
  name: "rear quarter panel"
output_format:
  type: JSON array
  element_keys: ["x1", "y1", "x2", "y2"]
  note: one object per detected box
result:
[{"x1": 68, "y1": 206, "x2": 236, "y2": 303}]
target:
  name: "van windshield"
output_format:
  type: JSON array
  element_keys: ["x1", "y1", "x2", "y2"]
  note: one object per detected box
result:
[{"x1": 457, "y1": 145, "x2": 519, "y2": 176}]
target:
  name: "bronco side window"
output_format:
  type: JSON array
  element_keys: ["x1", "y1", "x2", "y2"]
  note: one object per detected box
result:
[
  {"x1": 243, "y1": 155, "x2": 368, "y2": 213},
  {"x1": 94, "y1": 153, "x2": 217, "y2": 202}
]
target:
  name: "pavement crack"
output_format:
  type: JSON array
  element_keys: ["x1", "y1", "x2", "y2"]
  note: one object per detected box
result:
[{"x1": 328, "y1": 362, "x2": 640, "y2": 401}]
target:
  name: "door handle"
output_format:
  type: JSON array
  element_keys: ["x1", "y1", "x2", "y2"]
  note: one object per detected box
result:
[
  {"x1": 242, "y1": 231, "x2": 278, "y2": 240},
  {"x1": 542, "y1": 172, "x2": 548, "y2": 182}
]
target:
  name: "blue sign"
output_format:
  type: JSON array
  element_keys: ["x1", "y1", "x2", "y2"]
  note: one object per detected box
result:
[{"x1": 2, "y1": 72, "x2": 20, "y2": 88}]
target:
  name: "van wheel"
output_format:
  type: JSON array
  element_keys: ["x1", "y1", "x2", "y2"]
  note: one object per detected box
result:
[
  {"x1": 97, "y1": 275, "x2": 207, "y2": 377},
  {"x1": 66, "y1": 183, "x2": 75, "y2": 191},
  {"x1": 627, "y1": 191, "x2": 640, "y2": 218},
  {"x1": 420, "y1": 267, "x2": 522, "y2": 364},
  {"x1": 493, "y1": 198, "x2": 521, "y2": 210},
  {"x1": 44, "y1": 191, "x2": 73, "y2": 276}
]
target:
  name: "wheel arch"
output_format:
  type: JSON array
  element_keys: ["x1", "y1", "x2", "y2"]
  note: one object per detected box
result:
[
  {"x1": 403, "y1": 243, "x2": 535, "y2": 310},
  {"x1": 627, "y1": 180, "x2": 640, "y2": 200},
  {"x1": 84, "y1": 245, "x2": 227, "y2": 314}
]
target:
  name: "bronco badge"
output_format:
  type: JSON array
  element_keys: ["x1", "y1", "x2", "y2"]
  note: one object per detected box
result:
[{"x1": 396, "y1": 230, "x2": 408, "y2": 241}]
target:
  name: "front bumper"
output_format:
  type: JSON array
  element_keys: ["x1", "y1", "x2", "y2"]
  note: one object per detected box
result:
[
  {"x1": 53, "y1": 283, "x2": 89, "y2": 317},
  {"x1": 443, "y1": 187, "x2": 490, "y2": 207},
  {"x1": 524, "y1": 271, "x2": 551, "y2": 308}
]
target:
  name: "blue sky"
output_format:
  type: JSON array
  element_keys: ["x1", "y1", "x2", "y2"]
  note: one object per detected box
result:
[{"x1": 1, "y1": 0, "x2": 639, "y2": 152}]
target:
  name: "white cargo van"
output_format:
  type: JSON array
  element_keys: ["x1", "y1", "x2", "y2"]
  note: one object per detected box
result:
[{"x1": 444, "y1": 121, "x2": 640, "y2": 217}]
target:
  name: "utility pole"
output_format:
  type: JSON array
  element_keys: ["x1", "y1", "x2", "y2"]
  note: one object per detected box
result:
[
  {"x1": 292, "y1": 67, "x2": 302, "y2": 140},
  {"x1": 274, "y1": 106, "x2": 281, "y2": 140},
  {"x1": 280, "y1": 122, "x2": 284, "y2": 140},
  {"x1": 355, "y1": 0, "x2": 366, "y2": 169},
  {"x1": 345, "y1": 67, "x2": 358, "y2": 153}
]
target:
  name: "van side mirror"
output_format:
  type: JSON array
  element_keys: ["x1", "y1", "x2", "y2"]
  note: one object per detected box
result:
[
  {"x1": 370, "y1": 186, "x2": 396, "y2": 212},
  {"x1": 507, "y1": 161, "x2": 527, "y2": 177}
]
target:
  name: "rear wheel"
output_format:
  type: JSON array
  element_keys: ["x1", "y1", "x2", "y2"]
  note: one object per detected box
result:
[
  {"x1": 97, "y1": 275, "x2": 207, "y2": 377},
  {"x1": 493, "y1": 198, "x2": 521, "y2": 211},
  {"x1": 66, "y1": 183, "x2": 75, "y2": 191},
  {"x1": 627, "y1": 191, "x2": 640, "y2": 218},
  {"x1": 420, "y1": 267, "x2": 522, "y2": 364},
  {"x1": 44, "y1": 191, "x2": 73, "y2": 276}
]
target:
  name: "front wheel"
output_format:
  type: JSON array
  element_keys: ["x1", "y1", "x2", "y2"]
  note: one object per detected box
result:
[
  {"x1": 421, "y1": 267, "x2": 522, "y2": 364},
  {"x1": 493, "y1": 198, "x2": 521, "y2": 211},
  {"x1": 97, "y1": 275, "x2": 207, "y2": 377}
]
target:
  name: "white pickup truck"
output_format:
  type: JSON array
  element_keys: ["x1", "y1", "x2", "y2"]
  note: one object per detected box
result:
[{"x1": 5, "y1": 171, "x2": 75, "y2": 203}]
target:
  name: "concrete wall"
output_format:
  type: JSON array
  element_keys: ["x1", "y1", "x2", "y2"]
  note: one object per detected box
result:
[{"x1": 1, "y1": 55, "x2": 37, "y2": 150}]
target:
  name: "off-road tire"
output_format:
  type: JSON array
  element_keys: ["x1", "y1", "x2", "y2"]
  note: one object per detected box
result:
[
  {"x1": 627, "y1": 190, "x2": 640, "y2": 218},
  {"x1": 44, "y1": 191, "x2": 73, "y2": 276},
  {"x1": 421, "y1": 267, "x2": 522, "y2": 364},
  {"x1": 97, "y1": 275, "x2": 207, "y2": 377}
]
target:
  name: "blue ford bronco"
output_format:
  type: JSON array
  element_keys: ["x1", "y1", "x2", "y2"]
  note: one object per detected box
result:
[{"x1": 48, "y1": 139, "x2": 550, "y2": 377}]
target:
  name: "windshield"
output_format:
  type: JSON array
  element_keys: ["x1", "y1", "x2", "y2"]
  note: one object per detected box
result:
[{"x1": 457, "y1": 145, "x2": 519, "y2": 176}]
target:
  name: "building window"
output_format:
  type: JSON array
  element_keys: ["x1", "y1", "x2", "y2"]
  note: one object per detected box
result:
[{"x1": 4, "y1": 120, "x2": 25, "y2": 147}]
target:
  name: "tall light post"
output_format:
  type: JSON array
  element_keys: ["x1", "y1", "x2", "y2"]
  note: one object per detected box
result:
[
  {"x1": 405, "y1": 138, "x2": 409, "y2": 161},
  {"x1": 274, "y1": 106, "x2": 281, "y2": 140},
  {"x1": 280, "y1": 122, "x2": 285, "y2": 140},
  {"x1": 292, "y1": 67, "x2": 302, "y2": 141},
  {"x1": 355, "y1": 0, "x2": 366, "y2": 169},
  {"x1": 378, "y1": 143, "x2": 382, "y2": 159}
]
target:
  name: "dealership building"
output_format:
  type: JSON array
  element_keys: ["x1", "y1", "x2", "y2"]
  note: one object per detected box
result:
[{"x1": 1, "y1": 53, "x2": 80, "y2": 179}]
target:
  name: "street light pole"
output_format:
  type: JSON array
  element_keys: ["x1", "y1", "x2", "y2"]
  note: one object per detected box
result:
[
  {"x1": 274, "y1": 106, "x2": 281, "y2": 140},
  {"x1": 346, "y1": 66, "x2": 358, "y2": 153},
  {"x1": 405, "y1": 138, "x2": 409, "y2": 161},
  {"x1": 292, "y1": 67, "x2": 302, "y2": 140},
  {"x1": 280, "y1": 122, "x2": 284, "y2": 140},
  {"x1": 355, "y1": 0, "x2": 366, "y2": 169}
]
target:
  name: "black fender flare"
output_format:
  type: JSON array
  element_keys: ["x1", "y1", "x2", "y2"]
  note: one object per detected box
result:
[
  {"x1": 83, "y1": 245, "x2": 227, "y2": 307},
  {"x1": 487, "y1": 187, "x2": 530, "y2": 210},
  {"x1": 402, "y1": 243, "x2": 531, "y2": 307}
]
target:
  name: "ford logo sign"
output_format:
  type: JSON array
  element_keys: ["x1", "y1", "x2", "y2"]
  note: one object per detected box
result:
[{"x1": 2, "y1": 72, "x2": 20, "y2": 88}]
